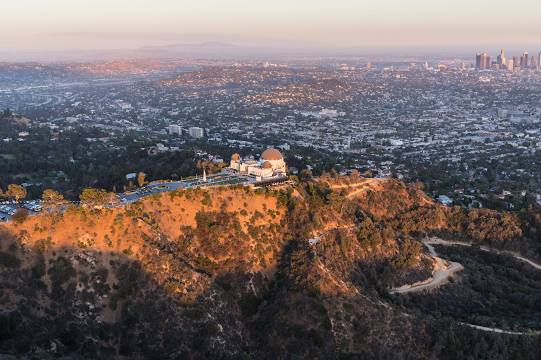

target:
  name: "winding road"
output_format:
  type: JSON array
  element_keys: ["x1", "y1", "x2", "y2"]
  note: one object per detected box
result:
[
  {"x1": 391, "y1": 237, "x2": 541, "y2": 336},
  {"x1": 425, "y1": 237, "x2": 541, "y2": 270},
  {"x1": 390, "y1": 239, "x2": 464, "y2": 294},
  {"x1": 460, "y1": 323, "x2": 540, "y2": 336},
  {"x1": 391, "y1": 237, "x2": 541, "y2": 295}
]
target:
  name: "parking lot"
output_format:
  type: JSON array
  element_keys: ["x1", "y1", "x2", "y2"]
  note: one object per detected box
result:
[
  {"x1": 119, "y1": 171, "x2": 255, "y2": 204},
  {"x1": 1, "y1": 171, "x2": 257, "y2": 221},
  {"x1": 0, "y1": 200, "x2": 42, "y2": 221}
]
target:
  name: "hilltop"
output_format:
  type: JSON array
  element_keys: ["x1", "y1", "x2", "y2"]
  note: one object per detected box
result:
[{"x1": 0, "y1": 176, "x2": 540, "y2": 359}]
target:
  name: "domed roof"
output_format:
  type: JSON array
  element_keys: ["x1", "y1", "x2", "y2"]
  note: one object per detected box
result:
[
  {"x1": 262, "y1": 161, "x2": 273, "y2": 169},
  {"x1": 261, "y1": 148, "x2": 283, "y2": 161},
  {"x1": 231, "y1": 153, "x2": 241, "y2": 161}
]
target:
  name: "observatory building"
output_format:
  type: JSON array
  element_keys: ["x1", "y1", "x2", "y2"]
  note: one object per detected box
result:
[{"x1": 229, "y1": 148, "x2": 287, "y2": 181}]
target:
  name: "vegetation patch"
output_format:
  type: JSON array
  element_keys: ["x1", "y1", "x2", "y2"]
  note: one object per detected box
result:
[{"x1": 395, "y1": 245, "x2": 541, "y2": 331}]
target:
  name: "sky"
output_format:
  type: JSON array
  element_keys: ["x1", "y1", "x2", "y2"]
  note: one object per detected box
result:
[{"x1": 1, "y1": 0, "x2": 540, "y2": 52}]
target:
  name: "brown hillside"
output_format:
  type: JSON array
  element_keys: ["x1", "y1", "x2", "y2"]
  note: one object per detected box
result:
[{"x1": 0, "y1": 178, "x2": 538, "y2": 358}]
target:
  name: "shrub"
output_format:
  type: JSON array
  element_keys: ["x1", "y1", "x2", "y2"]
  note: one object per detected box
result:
[
  {"x1": 11, "y1": 209, "x2": 29, "y2": 224},
  {"x1": 0, "y1": 251, "x2": 21, "y2": 268}
]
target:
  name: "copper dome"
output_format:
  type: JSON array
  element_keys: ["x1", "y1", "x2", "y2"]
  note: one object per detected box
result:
[
  {"x1": 261, "y1": 148, "x2": 283, "y2": 161},
  {"x1": 262, "y1": 161, "x2": 273, "y2": 169}
]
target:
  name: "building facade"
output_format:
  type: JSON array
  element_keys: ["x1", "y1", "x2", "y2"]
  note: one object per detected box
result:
[
  {"x1": 229, "y1": 148, "x2": 287, "y2": 181},
  {"x1": 188, "y1": 127, "x2": 204, "y2": 138}
]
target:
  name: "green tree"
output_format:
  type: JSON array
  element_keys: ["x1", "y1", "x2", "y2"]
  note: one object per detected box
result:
[
  {"x1": 6, "y1": 184, "x2": 27, "y2": 202},
  {"x1": 80, "y1": 188, "x2": 117, "y2": 208},
  {"x1": 41, "y1": 189, "x2": 67, "y2": 212}
]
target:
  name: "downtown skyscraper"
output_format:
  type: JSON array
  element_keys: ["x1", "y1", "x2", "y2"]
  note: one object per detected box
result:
[
  {"x1": 476, "y1": 49, "x2": 541, "y2": 71},
  {"x1": 520, "y1": 52, "x2": 529, "y2": 69},
  {"x1": 497, "y1": 49, "x2": 506, "y2": 67},
  {"x1": 476, "y1": 53, "x2": 491, "y2": 70}
]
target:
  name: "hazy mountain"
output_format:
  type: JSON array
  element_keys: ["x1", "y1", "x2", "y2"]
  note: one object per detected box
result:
[{"x1": 139, "y1": 41, "x2": 248, "y2": 57}]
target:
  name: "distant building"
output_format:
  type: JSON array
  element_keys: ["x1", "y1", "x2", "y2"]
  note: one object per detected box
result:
[
  {"x1": 476, "y1": 53, "x2": 491, "y2": 70},
  {"x1": 520, "y1": 52, "x2": 529, "y2": 69},
  {"x1": 437, "y1": 195, "x2": 453, "y2": 206},
  {"x1": 389, "y1": 139, "x2": 404, "y2": 146},
  {"x1": 506, "y1": 58, "x2": 514, "y2": 71},
  {"x1": 188, "y1": 127, "x2": 204, "y2": 138},
  {"x1": 279, "y1": 143, "x2": 291, "y2": 151},
  {"x1": 168, "y1": 124, "x2": 181, "y2": 135},
  {"x1": 319, "y1": 109, "x2": 340, "y2": 118},
  {"x1": 497, "y1": 109, "x2": 509, "y2": 119},
  {"x1": 156, "y1": 143, "x2": 168, "y2": 152},
  {"x1": 497, "y1": 49, "x2": 506, "y2": 67}
]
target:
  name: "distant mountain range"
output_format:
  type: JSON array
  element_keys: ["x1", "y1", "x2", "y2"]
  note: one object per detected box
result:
[{"x1": 139, "y1": 41, "x2": 247, "y2": 57}]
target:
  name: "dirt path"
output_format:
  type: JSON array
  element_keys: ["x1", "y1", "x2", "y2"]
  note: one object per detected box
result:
[
  {"x1": 307, "y1": 225, "x2": 356, "y2": 246},
  {"x1": 460, "y1": 323, "x2": 541, "y2": 336},
  {"x1": 426, "y1": 237, "x2": 541, "y2": 271},
  {"x1": 390, "y1": 241, "x2": 464, "y2": 294},
  {"x1": 345, "y1": 185, "x2": 372, "y2": 199},
  {"x1": 391, "y1": 237, "x2": 541, "y2": 294},
  {"x1": 329, "y1": 181, "x2": 373, "y2": 190},
  {"x1": 392, "y1": 237, "x2": 541, "y2": 336},
  {"x1": 328, "y1": 179, "x2": 385, "y2": 199}
]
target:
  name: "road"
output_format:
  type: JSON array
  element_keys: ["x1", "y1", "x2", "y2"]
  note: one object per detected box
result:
[
  {"x1": 307, "y1": 227, "x2": 464, "y2": 295},
  {"x1": 119, "y1": 171, "x2": 255, "y2": 204},
  {"x1": 391, "y1": 237, "x2": 541, "y2": 295},
  {"x1": 391, "y1": 237, "x2": 541, "y2": 336},
  {"x1": 460, "y1": 323, "x2": 541, "y2": 336},
  {"x1": 390, "y1": 240, "x2": 464, "y2": 294},
  {"x1": 425, "y1": 237, "x2": 541, "y2": 271},
  {"x1": 391, "y1": 237, "x2": 541, "y2": 294}
]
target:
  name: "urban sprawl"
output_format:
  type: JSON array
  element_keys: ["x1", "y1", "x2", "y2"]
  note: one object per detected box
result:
[{"x1": 1, "y1": 51, "x2": 540, "y2": 220}]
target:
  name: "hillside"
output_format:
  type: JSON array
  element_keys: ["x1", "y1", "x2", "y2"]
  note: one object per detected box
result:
[{"x1": 0, "y1": 178, "x2": 540, "y2": 359}]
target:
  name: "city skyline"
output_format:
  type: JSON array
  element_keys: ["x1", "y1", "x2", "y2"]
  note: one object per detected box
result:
[
  {"x1": 1, "y1": 0, "x2": 541, "y2": 52},
  {"x1": 476, "y1": 48, "x2": 541, "y2": 70}
]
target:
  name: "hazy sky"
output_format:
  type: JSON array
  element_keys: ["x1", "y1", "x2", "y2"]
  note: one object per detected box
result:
[{"x1": 1, "y1": 0, "x2": 540, "y2": 51}]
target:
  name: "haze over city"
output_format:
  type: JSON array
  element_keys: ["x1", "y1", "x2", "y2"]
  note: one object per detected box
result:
[{"x1": 1, "y1": 0, "x2": 540, "y2": 57}]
